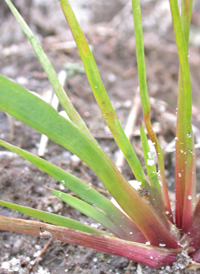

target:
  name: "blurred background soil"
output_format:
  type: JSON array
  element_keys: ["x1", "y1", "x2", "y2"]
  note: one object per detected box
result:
[{"x1": 0, "y1": 0, "x2": 200, "y2": 273}]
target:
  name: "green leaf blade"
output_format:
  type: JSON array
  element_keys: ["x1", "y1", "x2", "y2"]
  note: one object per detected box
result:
[
  {"x1": 140, "y1": 121, "x2": 164, "y2": 211},
  {"x1": 175, "y1": 82, "x2": 187, "y2": 228},
  {"x1": 0, "y1": 138, "x2": 144, "y2": 241},
  {"x1": 4, "y1": 0, "x2": 94, "y2": 140},
  {"x1": 0, "y1": 75, "x2": 180, "y2": 248},
  {"x1": 47, "y1": 188, "x2": 133, "y2": 239},
  {"x1": 169, "y1": 0, "x2": 195, "y2": 231},
  {"x1": 58, "y1": 0, "x2": 149, "y2": 188},
  {"x1": 0, "y1": 200, "x2": 105, "y2": 235},
  {"x1": 131, "y1": 0, "x2": 172, "y2": 219}
]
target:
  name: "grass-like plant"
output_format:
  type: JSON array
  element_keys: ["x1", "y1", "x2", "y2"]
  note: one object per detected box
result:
[{"x1": 0, "y1": 0, "x2": 198, "y2": 269}]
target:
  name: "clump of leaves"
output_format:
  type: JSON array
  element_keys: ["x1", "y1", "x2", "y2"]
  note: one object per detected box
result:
[{"x1": 0, "y1": 0, "x2": 199, "y2": 269}]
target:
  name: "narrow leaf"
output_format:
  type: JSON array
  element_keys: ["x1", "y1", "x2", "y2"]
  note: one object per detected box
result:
[
  {"x1": 140, "y1": 121, "x2": 164, "y2": 211},
  {"x1": 0, "y1": 75, "x2": 180, "y2": 247},
  {"x1": 47, "y1": 187, "x2": 133, "y2": 239},
  {"x1": 0, "y1": 139, "x2": 144, "y2": 242},
  {"x1": 131, "y1": 0, "x2": 172, "y2": 218},
  {"x1": 0, "y1": 216, "x2": 178, "y2": 268},
  {"x1": 175, "y1": 71, "x2": 187, "y2": 228},
  {"x1": 0, "y1": 200, "x2": 105, "y2": 235},
  {"x1": 181, "y1": 0, "x2": 196, "y2": 232},
  {"x1": 169, "y1": 0, "x2": 194, "y2": 232},
  {"x1": 4, "y1": 0, "x2": 94, "y2": 140},
  {"x1": 181, "y1": 0, "x2": 193, "y2": 48},
  {"x1": 139, "y1": 122, "x2": 180, "y2": 236},
  {"x1": 58, "y1": 0, "x2": 149, "y2": 189},
  {"x1": 175, "y1": 0, "x2": 194, "y2": 229}
]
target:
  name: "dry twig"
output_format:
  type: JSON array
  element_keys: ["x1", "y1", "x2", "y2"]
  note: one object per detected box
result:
[
  {"x1": 38, "y1": 70, "x2": 67, "y2": 157},
  {"x1": 28, "y1": 238, "x2": 53, "y2": 273},
  {"x1": 115, "y1": 89, "x2": 141, "y2": 171}
]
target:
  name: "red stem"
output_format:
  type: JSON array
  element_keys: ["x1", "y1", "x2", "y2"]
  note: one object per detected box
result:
[{"x1": 0, "y1": 216, "x2": 178, "y2": 268}]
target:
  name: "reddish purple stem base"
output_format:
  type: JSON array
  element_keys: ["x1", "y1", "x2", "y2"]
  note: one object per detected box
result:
[
  {"x1": 0, "y1": 216, "x2": 177, "y2": 268},
  {"x1": 192, "y1": 250, "x2": 200, "y2": 263}
]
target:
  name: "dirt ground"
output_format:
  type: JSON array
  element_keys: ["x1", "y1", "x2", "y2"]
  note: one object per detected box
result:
[{"x1": 0, "y1": 0, "x2": 200, "y2": 273}]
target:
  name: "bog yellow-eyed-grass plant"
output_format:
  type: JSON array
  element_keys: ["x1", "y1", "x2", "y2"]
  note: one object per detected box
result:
[{"x1": 0, "y1": 0, "x2": 199, "y2": 269}]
